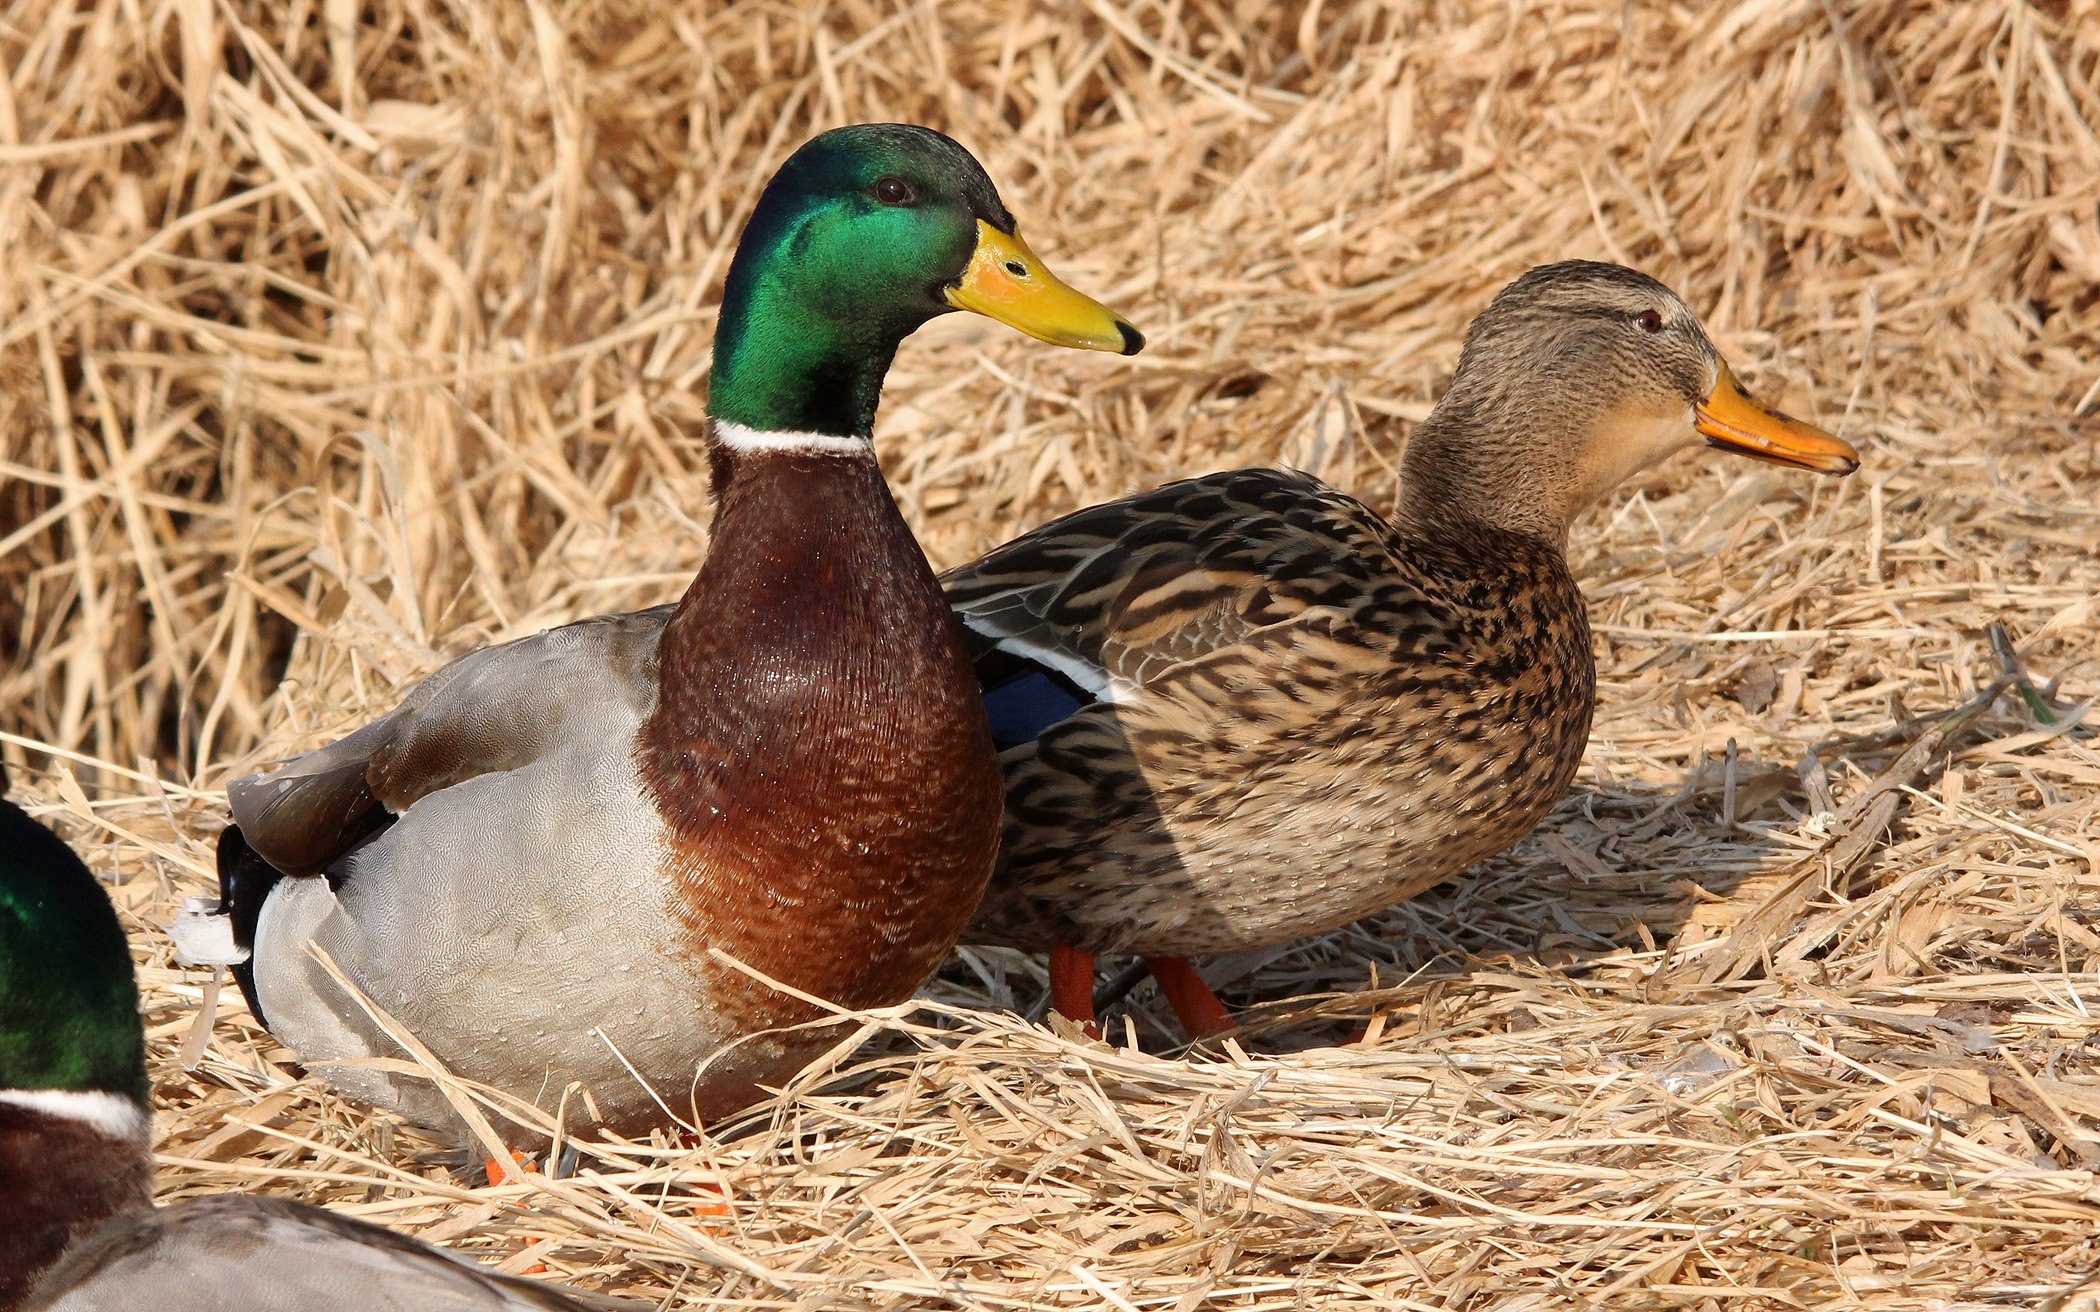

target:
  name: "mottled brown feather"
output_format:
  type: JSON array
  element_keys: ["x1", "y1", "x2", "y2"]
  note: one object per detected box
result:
[
  {"x1": 945, "y1": 263, "x2": 1857, "y2": 974},
  {"x1": 950, "y1": 467, "x2": 1595, "y2": 958}
]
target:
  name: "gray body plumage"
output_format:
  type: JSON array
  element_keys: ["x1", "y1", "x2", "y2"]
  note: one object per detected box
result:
[
  {"x1": 227, "y1": 608, "x2": 767, "y2": 1146},
  {"x1": 29, "y1": 1194, "x2": 627, "y2": 1311}
]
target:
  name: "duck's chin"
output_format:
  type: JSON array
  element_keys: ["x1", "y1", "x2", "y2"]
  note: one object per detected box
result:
[{"x1": 1572, "y1": 403, "x2": 1701, "y2": 503}]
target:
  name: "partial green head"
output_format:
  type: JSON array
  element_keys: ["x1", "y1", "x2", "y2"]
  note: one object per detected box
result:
[
  {"x1": 0, "y1": 771, "x2": 148, "y2": 1105},
  {"x1": 709, "y1": 123, "x2": 1143, "y2": 437}
]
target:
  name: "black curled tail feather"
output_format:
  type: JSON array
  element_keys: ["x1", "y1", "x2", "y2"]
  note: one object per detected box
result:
[{"x1": 217, "y1": 825, "x2": 283, "y2": 1028}]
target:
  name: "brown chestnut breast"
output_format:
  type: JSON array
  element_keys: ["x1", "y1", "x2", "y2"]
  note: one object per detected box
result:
[{"x1": 639, "y1": 442, "x2": 1002, "y2": 1030}]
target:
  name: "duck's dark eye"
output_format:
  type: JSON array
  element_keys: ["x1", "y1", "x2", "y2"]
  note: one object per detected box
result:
[
  {"x1": 1633, "y1": 308, "x2": 1665, "y2": 334},
  {"x1": 873, "y1": 176, "x2": 916, "y2": 206}
]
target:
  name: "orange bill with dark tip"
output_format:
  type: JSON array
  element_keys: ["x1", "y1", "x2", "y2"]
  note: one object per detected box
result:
[
  {"x1": 1697, "y1": 360, "x2": 1860, "y2": 475},
  {"x1": 945, "y1": 220, "x2": 1144, "y2": 355}
]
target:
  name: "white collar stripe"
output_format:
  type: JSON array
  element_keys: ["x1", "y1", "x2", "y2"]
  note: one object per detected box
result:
[
  {"x1": 712, "y1": 420, "x2": 873, "y2": 455},
  {"x1": 0, "y1": 1088, "x2": 150, "y2": 1142}
]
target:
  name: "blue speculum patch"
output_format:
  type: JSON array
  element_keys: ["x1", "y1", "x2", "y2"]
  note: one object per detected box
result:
[{"x1": 982, "y1": 669, "x2": 1090, "y2": 749}]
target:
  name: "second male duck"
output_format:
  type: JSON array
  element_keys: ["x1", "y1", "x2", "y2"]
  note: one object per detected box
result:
[{"x1": 177, "y1": 125, "x2": 1142, "y2": 1153}]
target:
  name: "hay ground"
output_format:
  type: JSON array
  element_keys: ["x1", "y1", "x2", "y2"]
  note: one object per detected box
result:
[{"x1": 5, "y1": 0, "x2": 2100, "y2": 1306}]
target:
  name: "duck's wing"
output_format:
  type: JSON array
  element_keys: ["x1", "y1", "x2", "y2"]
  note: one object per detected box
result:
[
  {"x1": 227, "y1": 605, "x2": 675, "y2": 876},
  {"x1": 941, "y1": 468, "x2": 1398, "y2": 746},
  {"x1": 31, "y1": 1195, "x2": 644, "y2": 1311},
  {"x1": 207, "y1": 605, "x2": 673, "y2": 1025}
]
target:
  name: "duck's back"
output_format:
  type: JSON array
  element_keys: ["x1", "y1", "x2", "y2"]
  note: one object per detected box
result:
[
  {"x1": 947, "y1": 467, "x2": 1597, "y2": 958},
  {"x1": 28, "y1": 1195, "x2": 628, "y2": 1311}
]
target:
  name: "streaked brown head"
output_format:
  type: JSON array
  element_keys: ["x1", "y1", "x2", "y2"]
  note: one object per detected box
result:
[{"x1": 1403, "y1": 261, "x2": 1859, "y2": 541}]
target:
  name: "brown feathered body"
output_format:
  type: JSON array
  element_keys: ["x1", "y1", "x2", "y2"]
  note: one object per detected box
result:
[
  {"x1": 948, "y1": 467, "x2": 1596, "y2": 958},
  {"x1": 943, "y1": 262, "x2": 1858, "y2": 1006}
]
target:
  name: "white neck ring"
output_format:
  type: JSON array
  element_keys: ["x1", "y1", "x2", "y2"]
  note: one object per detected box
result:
[
  {"x1": 711, "y1": 420, "x2": 874, "y2": 455},
  {"x1": 0, "y1": 1088, "x2": 150, "y2": 1143}
]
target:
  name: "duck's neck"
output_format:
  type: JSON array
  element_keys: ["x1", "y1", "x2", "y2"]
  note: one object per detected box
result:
[
  {"x1": 650, "y1": 424, "x2": 923, "y2": 766},
  {"x1": 1395, "y1": 409, "x2": 1580, "y2": 550},
  {"x1": 0, "y1": 1089, "x2": 152, "y2": 1307},
  {"x1": 705, "y1": 250, "x2": 916, "y2": 437}
]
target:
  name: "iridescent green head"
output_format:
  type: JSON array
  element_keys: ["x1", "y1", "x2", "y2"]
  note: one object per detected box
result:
[
  {"x1": 708, "y1": 123, "x2": 1143, "y2": 437},
  {"x1": 0, "y1": 769, "x2": 148, "y2": 1105}
]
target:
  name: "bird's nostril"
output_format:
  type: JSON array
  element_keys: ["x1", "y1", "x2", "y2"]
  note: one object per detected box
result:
[{"x1": 1004, "y1": 260, "x2": 1028, "y2": 277}]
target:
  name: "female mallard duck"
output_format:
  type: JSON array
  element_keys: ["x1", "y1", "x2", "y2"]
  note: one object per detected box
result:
[
  {"x1": 173, "y1": 124, "x2": 1142, "y2": 1156},
  {"x1": 1, "y1": 769, "x2": 638, "y2": 1310},
  {"x1": 942, "y1": 261, "x2": 1858, "y2": 1037}
]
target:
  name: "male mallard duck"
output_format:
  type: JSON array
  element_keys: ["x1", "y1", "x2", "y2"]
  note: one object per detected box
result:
[
  {"x1": 941, "y1": 261, "x2": 1859, "y2": 1037},
  {"x1": 0, "y1": 768, "x2": 636, "y2": 1310},
  {"x1": 173, "y1": 124, "x2": 1142, "y2": 1154}
]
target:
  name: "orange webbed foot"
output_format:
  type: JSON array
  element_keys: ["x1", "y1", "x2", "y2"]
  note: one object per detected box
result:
[
  {"x1": 484, "y1": 1149, "x2": 540, "y2": 1185},
  {"x1": 670, "y1": 1127, "x2": 733, "y2": 1222},
  {"x1": 485, "y1": 1150, "x2": 555, "y2": 1266}
]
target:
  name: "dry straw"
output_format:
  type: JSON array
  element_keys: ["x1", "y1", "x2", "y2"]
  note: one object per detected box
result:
[{"x1": 4, "y1": 0, "x2": 2099, "y2": 1306}]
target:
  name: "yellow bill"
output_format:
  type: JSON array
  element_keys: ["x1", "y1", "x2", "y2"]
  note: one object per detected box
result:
[
  {"x1": 945, "y1": 220, "x2": 1143, "y2": 355},
  {"x1": 1696, "y1": 360, "x2": 1859, "y2": 475}
]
